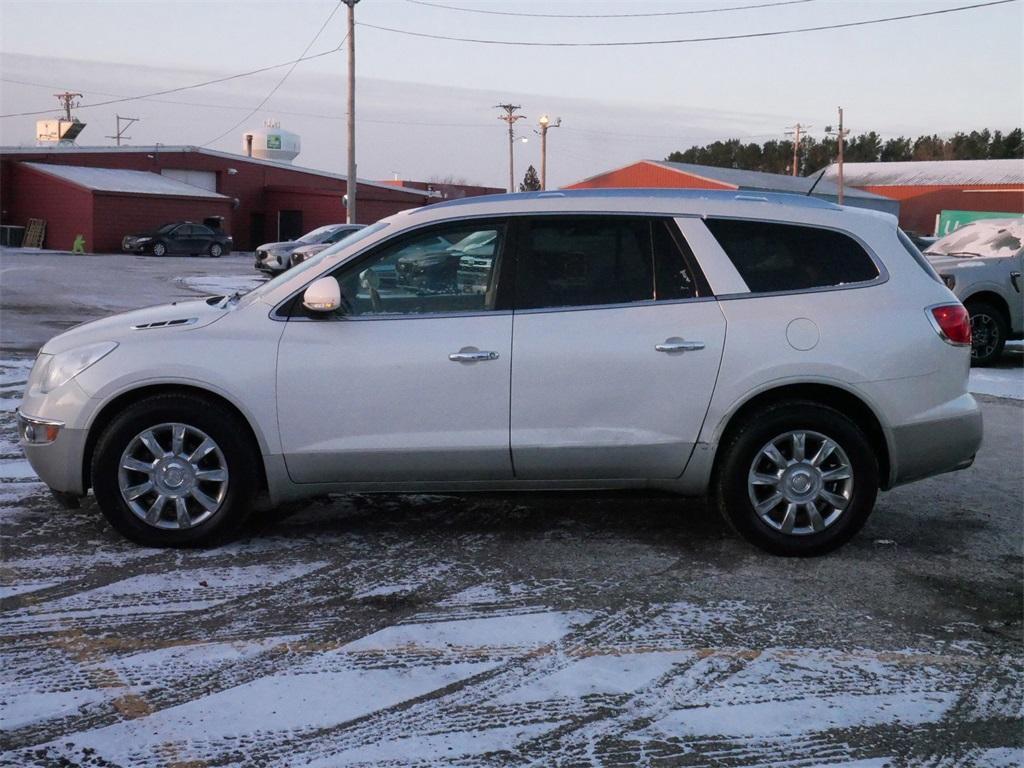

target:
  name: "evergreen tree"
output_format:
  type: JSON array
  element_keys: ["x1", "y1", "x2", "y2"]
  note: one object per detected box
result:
[
  {"x1": 665, "y1": 127, "x2": 1022, "y2": 174},
  {"x1": 881, "y1": 137, "x2": 913, "y2": 162},
  {"x1": 519, "y1": 165, "x2": 541, "y2": 192}
]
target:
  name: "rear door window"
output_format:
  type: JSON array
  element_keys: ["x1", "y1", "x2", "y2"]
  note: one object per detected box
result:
[
  {"x1": 515, "y1": 217, "x2": 702, "y2": 310},
  {"x1": 704, "y1": 219, "x2": 879, "y2": 293}
]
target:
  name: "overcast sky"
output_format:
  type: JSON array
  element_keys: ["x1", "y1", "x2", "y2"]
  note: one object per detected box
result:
[{"x1": 1, "y1": 0, "x2": 1021, "y2": 188}]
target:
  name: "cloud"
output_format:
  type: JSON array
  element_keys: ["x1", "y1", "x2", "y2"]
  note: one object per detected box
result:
[{"x1": 0, "y1": 52, "x2": 786, "y2": 188}]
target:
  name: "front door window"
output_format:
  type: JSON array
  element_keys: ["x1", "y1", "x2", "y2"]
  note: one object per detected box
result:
[{"x1": 331, "y1": 223, "x2": 506, "y2": 317}]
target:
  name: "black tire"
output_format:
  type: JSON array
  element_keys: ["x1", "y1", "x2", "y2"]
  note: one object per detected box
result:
[
  {"x1": 151, "y1": 241, "x2": 168, "y2": 257},
  {"x1": 965, "y1": 299, "x2": 1008, "y2": 367},
  {"x1": 209, "y1": 243, "x2": 224, "y2": 258},
  {"x1": 91, "y1": 393, "x2": 259, "y2": 547},
  {"x1": 712, "y1": 400, "x2": 878, "y2": 557}
]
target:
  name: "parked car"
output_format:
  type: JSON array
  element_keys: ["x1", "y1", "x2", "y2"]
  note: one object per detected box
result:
[
  {"x1": 255, "y1": 223, "x2": 356, "y2": 274},
  {"x1": 122, "y1": 222, "x2": 232, "y2": 257},
  {"x1": 289, "y1": 224, "x2": 366, "y2": 268},
  {"x1": 18, "y1": 189, "x2": 982, "y2": 556},
  {"x1": 923, "y1": 218, "x2": 1023, "y2": 366},
  {"x1": 394, "y1": 235, "x2": 463, "y2": 293},
  {"x1": 454, "y1": 230, "x2": 499, "y2": 294}
]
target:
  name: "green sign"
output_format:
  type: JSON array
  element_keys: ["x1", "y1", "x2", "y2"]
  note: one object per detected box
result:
[
  {"x1": 936, "y1": 209, "x2": 1023, "y2": 237},
  {"x1": 266, "y1": 134, "x2": 282, "y2": 150}
]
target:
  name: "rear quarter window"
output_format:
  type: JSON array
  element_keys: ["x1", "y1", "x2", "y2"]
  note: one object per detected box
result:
[{"x1": 704, "y1": 219, "x2": 879, "y2": 294}]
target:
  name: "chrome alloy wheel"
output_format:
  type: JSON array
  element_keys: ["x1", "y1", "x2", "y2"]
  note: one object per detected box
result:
[
  {"x1": 117, "y1": 423, "x2": 229, "y2": 530},
  {"x1": 747, "y1": 430, "x2": 854, "y2": 536}
]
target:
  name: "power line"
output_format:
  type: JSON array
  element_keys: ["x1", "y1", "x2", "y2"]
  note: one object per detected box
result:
[
  {"x1": 359, "y1": 0, "x2": 1017, "y2": 47},
  {"x1": 6, "y1": 75, "x2": 791, "y2": 142},
  {"x1": 0, "y1": 45, "x2": 346, "y2": 119},
  {"x1": 202, "y1": 1, "x2": 346, "y2": 146},
  {"x1": 403, "y1": 0, "x2": 816, "y2": 19}
]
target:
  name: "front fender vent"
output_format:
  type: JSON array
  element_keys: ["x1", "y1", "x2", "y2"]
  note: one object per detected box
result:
[{"x1": 131, "y1": 318, "x2": 198, "y2": 330}]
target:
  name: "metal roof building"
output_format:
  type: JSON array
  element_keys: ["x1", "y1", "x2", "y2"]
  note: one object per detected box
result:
[
  {"x1": 819, "y1": 159, "x2": 1024, "y2": 235},
  {"x1": 564, "y1": 160, "x2": 899, "y2": 217},
  {"x1": 0, "y1": 145, "x2": 435, "y2": 252},
  {"x1": 821, "y1": 159, "x2": 1024, "y2": 187}
]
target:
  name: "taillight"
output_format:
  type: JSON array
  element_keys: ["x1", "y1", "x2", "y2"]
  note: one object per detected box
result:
[{"x1": 928, "y1": 304, "x2": 971, "y2": 346}]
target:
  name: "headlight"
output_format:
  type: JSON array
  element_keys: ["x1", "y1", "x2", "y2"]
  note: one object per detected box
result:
[
  {"x1": 135, "y1": 237, "x2": 152, "y2": 244},
  {"x1": 34, "y1": 342, "x2": 118, "y2": 394}
]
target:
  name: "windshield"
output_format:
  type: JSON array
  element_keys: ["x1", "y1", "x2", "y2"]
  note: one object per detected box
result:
[
  {"x1": 156, "y1": 223, "x2": 178, "y2": 234},
  {"x1": 925, "y1": 220, "x2": 1023, "y2": 259},
  {"x1": 297, "y1": 224, "x2": 343, "y2": 244},
  {"x1": 245, "y1": 221, "x2": 391, "y2": 301},
  {"x1": 326, "y1": 225, "x2": 363, "y2": 243}
]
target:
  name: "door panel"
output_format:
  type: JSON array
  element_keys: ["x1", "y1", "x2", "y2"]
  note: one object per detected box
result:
[
  {"x1": 510, "y1": 301, "x2": 726, "y2": 479},
  {"x1": 277, "y1": 314, "x2": 513, "y2": 483}
]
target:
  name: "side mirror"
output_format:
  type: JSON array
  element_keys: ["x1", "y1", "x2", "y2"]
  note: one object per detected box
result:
[{"x1": 302, "y1": 277, "x2": 341, "y2": 313}]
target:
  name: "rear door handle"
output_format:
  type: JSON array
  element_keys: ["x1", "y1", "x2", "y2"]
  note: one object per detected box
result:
[
  {"x1": 449, "y1": 347, "x2": 500, "y2": 363},
  {"x1": 655, "y1": 338, "x2": 705, "y2": 353}
]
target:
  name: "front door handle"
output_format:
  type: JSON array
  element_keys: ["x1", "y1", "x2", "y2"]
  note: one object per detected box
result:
[
  {"x1": 449, "y1": 347, "x2": 500, "y2": 363},
  {"x1": 655, "y1": 338, "x2": 705, "y2": 353}
]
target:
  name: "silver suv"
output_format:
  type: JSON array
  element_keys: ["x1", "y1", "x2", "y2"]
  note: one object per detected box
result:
[
  {"x1": 924, "y1": 218, "x2": 1023, "y2": 366},
  {"x1": 17, "y1": 190, "x2": 982, "y2": 556}
]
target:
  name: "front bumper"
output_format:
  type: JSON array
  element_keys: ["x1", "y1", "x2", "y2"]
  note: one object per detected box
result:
[
  {"x1": 16, "y1": 409, "x2": 89, "y2": 495},
  {"x1": 889, "y1": 393, "x2": 983, "y2": 487},
  {"x1": 255, "y1": 251, "x2": 287, "y2": 273}
]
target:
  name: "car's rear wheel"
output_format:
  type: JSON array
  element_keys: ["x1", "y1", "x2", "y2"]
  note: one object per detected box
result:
[
  {"x1": 209, "y1": 243, "x2": 223, "y2": 258},
  {"x1": 91, "y1": 394, "x2": 259, "y2": 547},
  {"x1": 713, "y1": 401, "x2": 878, "y2": 556},
  {"x1": 151, "y1": 242, "x2": 167, "y2": 257},
  {"x1": 965, "y1": 299, "x2": 1007, "y2": 367}
]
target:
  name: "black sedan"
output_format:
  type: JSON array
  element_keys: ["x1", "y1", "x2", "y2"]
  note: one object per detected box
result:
[{"x1": 122, "y1": 222, "x2": 233, "y2": 257}]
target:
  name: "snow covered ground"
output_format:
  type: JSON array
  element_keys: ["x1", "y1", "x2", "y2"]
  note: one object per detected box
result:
[
  {"x1": 969, "y1": 342, "x2": 1024, "y2": 400},
  {"x1": 1, "y1": 256, "x2": 1021, "y2": 766},
  {"x1": 2, "y1": 346, "x2": 1022, "y2": 766}
]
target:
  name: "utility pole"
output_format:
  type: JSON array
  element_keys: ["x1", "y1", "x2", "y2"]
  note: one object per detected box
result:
[
  {"x1": 106, "y1": 115, "x2": 139, "y2": 146},
  {"x1": 495, "y1": 104, "x2": 525, "y2": 193},
  {"x1": 828, "y1": 107, "x2": 850, "y2": 204},
  {"x1": 343, "y1": 0, "x2": 360, "y2": 224},
  {"x1": 536, "y1": 114, "x2": 561, "y2": 190},
  {"x1": 53, "y1": 92, "x2": 82, "y2": 121},
  {"x1": 784, "y1": 122, "x2": 811, "y2": 176}
]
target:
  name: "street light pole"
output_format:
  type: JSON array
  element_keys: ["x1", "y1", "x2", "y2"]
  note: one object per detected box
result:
[
  {"x1": 495, "y1": 104, "x2": 525, "y2": 193},
  {"x1": 536, "y1": 114, "x2": 561, "y2": 190},
  {"x1": 343, "y1": 0, "x2": 360, "y2": 224}
]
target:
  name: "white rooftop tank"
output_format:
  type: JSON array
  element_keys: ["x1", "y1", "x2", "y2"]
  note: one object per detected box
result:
[{"x1": 242, "y1": 120, "x2": 300, "y2": 163}]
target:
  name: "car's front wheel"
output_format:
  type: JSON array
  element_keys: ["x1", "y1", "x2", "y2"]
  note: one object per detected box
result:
[
  {"x1": 91, "y1": 394, "x2": 259, "y2": 547},
  {"x1": 713, "y1": 401, "x2": 878, "y2": 556},
  {"x1": 209, "y1": 243, "x2": 224, "y2": 258},
  {"x1": 151, "y1": 241, "x2": 167, "y2": 257},
  {"x1": 965, "y1": 299, "x2": 1008, "y2": 367}
]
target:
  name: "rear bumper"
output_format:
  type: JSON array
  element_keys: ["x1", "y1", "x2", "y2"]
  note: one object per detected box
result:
[{"x1": 888, "y1": 393, "x2": 983, "y2": 487}]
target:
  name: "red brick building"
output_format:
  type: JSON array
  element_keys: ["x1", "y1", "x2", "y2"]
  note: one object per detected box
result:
[
  {"x1": 380, "y1": 179, "x2": 504, "y2": 200},
  {"x1": 820, "y1": 159, "x2": 1024, "y2": 236},
  {"x1": 0, "y1": 145, "x2": 435, "y2": 252}
]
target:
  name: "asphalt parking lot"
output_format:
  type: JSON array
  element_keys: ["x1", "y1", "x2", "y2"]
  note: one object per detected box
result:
[{"x1": 1, "y1": 250, "x2": 1022, "y2": 767}]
